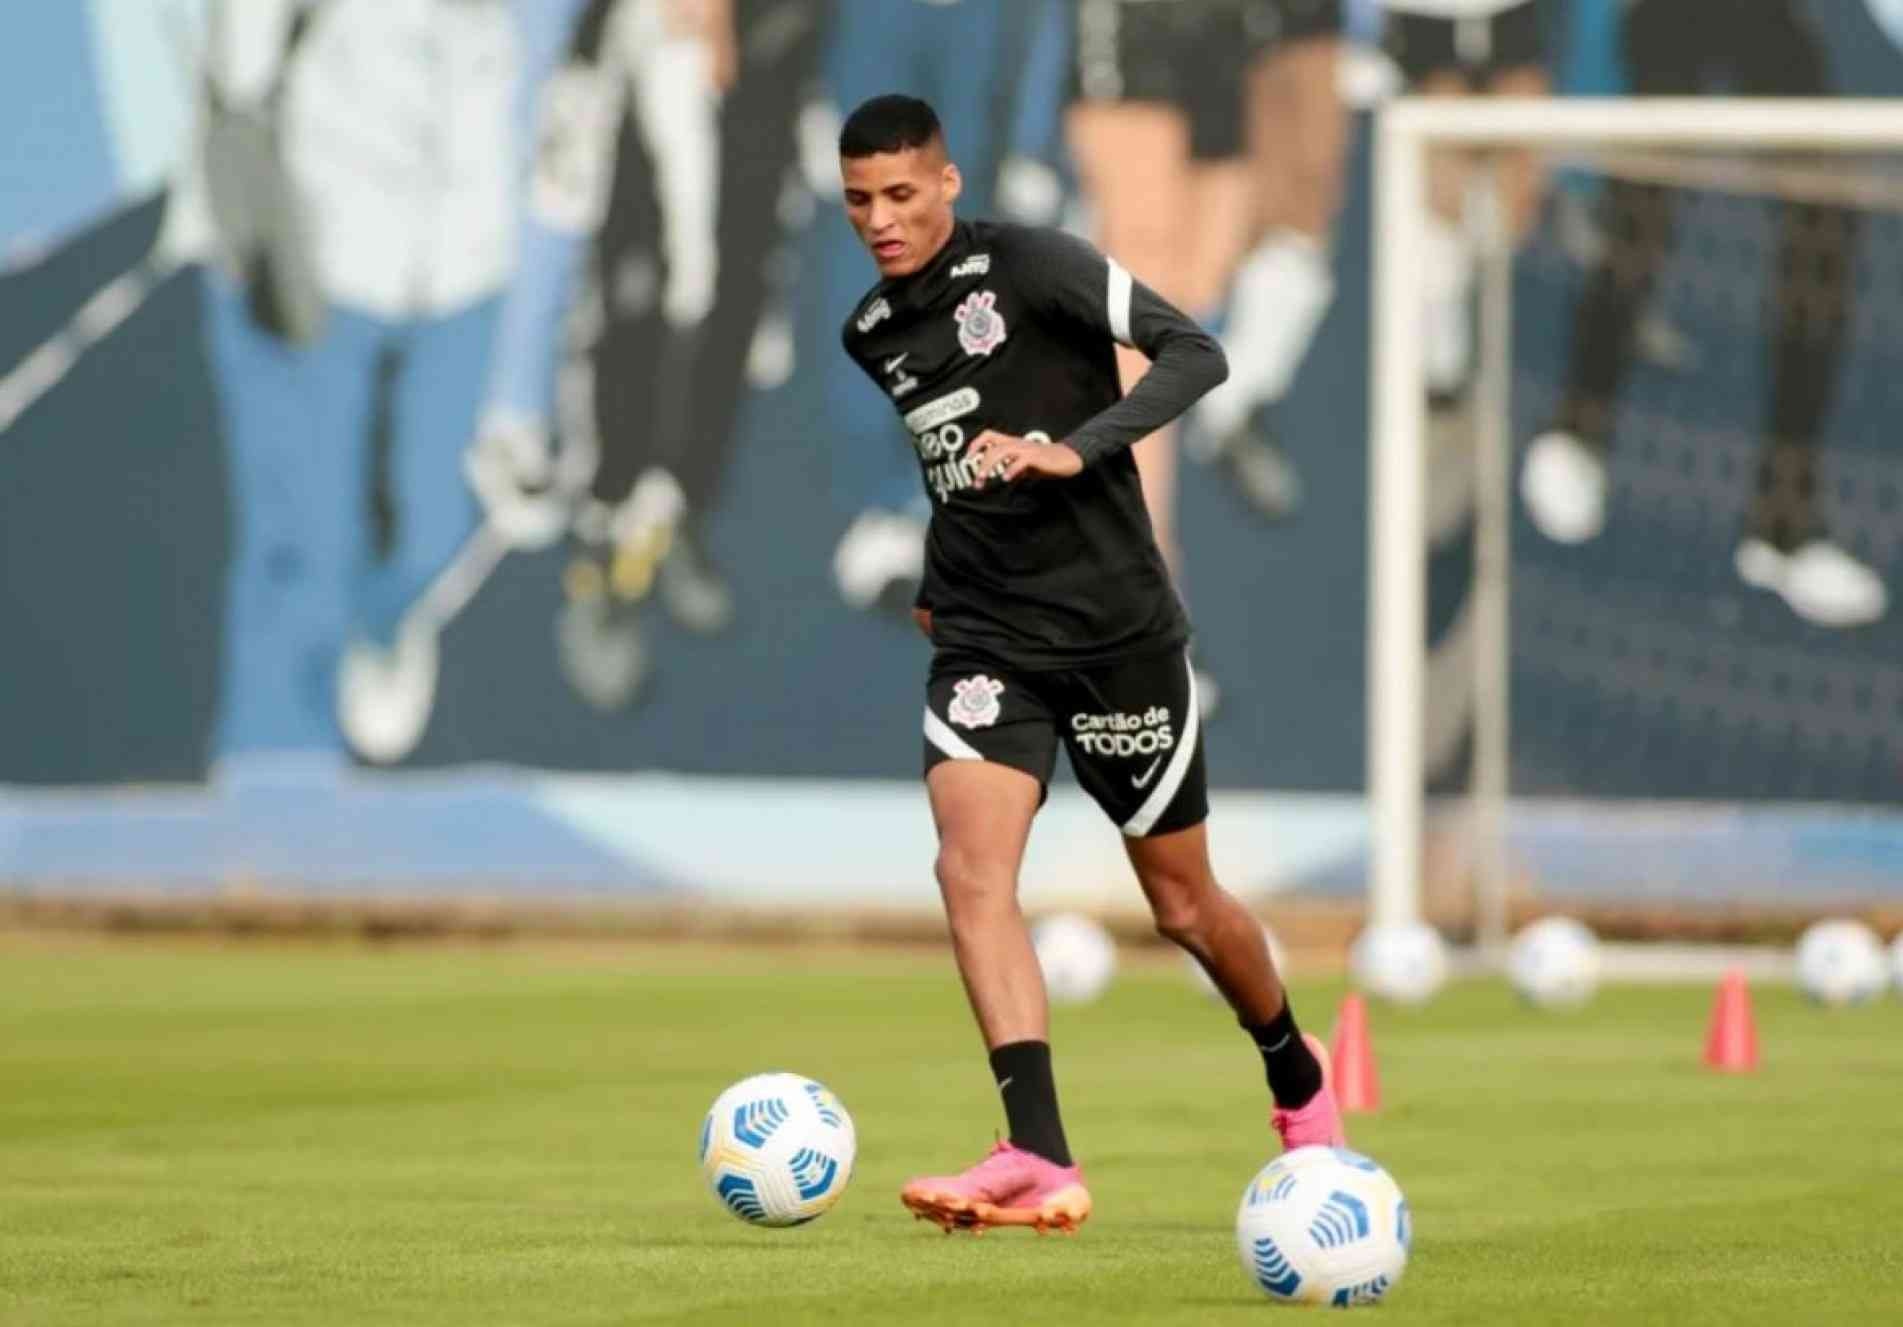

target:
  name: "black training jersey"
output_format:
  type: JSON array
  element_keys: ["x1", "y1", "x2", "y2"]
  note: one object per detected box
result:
[{"x1": 840, "y1": 219, "x2": 1227, "y2": 670}]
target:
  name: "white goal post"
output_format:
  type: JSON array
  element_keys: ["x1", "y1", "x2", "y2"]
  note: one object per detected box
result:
[{"x1": 1367, "y1": 98, "x2": 1903, "y2": 943}]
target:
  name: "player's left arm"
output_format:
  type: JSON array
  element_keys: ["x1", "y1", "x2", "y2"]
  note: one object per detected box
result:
[{"x1": 967, "y1": 228, "x2": 1228, "y2": 487}]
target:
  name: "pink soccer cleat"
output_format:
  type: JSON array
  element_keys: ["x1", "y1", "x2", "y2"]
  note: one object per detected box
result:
[
  {"x1": 900, "y1": 1141, "x2": 1092, "y2": 1235},
  {"x1": 1272, "y1": 1033, "x2": 1346, "y2": 1150}
]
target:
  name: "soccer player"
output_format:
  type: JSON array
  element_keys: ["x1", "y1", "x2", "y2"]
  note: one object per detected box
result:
[
  {"x1": 1521, "y1": 0, "x2": 1885, "y2": 628},
  {"x1": 835, "y1": 94, "x2": 1344, "y2": 1236}
]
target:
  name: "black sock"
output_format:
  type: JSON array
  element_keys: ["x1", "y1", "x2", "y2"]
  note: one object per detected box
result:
[
  {"x1": 987, "y1": 1040, "x2": 1072, "y2": 1166},
  {"x1": 1246, "y1": 1004, "x2": 1324, "y2": 1110}
]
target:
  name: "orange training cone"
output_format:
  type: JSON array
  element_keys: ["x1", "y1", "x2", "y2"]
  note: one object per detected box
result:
[
  {"x1": 1329, "y1": 993, "x2": 1382, "y2": 1113},
  {"x1": 1703, "y1": 968, "x2": 1760, "y2": 1073}
]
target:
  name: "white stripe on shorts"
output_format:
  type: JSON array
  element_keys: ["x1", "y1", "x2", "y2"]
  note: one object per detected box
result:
[
  {"x1": 1121, "y1": 654, "x2": 1199, "y2": 837},
  {"x1": 924, "y1": 707, "x2": 983, "y2": 761}
]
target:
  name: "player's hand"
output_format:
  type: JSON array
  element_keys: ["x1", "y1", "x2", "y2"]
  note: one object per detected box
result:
[
  {"x1": 966, "y1": 431, "x2": 1084, "y2": 488},
  {"x1": 912, "y1": 607, "x2": 934, "y2": 640}
]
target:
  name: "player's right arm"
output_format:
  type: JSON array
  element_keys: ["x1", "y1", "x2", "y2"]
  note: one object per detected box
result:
[{"x1": 1006, "y1": 227, "x2": 1229, "y2": 467}]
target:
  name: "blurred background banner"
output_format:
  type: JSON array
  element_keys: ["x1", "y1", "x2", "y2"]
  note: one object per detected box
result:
[{"x1": 3, "y1": 1, "x2": 1901, "y2": 902}]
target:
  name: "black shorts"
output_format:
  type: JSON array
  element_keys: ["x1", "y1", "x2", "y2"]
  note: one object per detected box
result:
[
  {"x1": 1384, "y1": 2, "x2": 1546, "y2": 86},
  {"x1": 1070, "y1": 0, "x2": 1251, "y2": 161},
  {"x1": 1243, "y1": 0, "x2": 1346, "y2": 54},
  {"x1": 923, "y1": 648, "x2": 1208, "y2": 838}
]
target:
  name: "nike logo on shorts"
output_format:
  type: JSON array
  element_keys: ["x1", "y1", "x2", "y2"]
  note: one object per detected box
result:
[
  {"x1": 883, "y1": 353, "x2": 909, "y2": 374},
  {"x1": 1131, "y1": 755, "x2": 1164, "y2": 789}
]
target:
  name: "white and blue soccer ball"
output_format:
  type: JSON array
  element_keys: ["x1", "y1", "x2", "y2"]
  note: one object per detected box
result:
[
  {"x1": 1350, "y1": 921, "x2": 1448, "y2": 1006},
  {"x1": 1507, "y1": 916, "x2": 1601, "y2": 1009},
  {"x1": 1236, "y1": 1146, "x2": 1411, "y2": 1308},
  {"x1": 1186, "y1": 920, "x2": 1288, "y2": 1000},
  {"x1": 1032, "y1": 913, "x2": 1118, "y2": 1005},
  {"x1": 699, "y1": 1073, "x2": 856, "y2": 1227},
  {"x1": 1794, "y1": 920, "x2": 1887, "y2": 1007}
]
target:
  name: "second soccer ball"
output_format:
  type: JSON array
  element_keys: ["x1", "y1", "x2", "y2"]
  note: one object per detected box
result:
[
  {"x1": 1349, "y1": 922, "x2": 1448, "y2": 1006},
  {"x1": 1032, "y1": 913, "x2": 1117, "y2": 1005}
]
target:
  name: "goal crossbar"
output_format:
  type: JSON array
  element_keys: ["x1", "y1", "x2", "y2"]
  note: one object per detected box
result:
[{"x1": 1367, "y1": 98, "x2": 1903, "y2": 937}]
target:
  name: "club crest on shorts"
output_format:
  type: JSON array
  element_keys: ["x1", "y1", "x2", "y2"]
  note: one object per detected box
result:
[
  {"x1": 953, "y1": 290, "x2": 1007, "y2": 357},
  {"x1": 948, "y1": 675, "x2": 1005, "y2": 729}
]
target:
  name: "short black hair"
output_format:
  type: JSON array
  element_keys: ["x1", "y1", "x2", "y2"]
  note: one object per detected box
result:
[{"x1": 838, "y1": 94, "x2": 944, "y2": 159}]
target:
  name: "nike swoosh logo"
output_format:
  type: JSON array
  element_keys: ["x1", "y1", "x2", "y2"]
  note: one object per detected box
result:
[
  {"x1": 883, "y1": 354, "x2": 908, "y2": 374},
  {"x1": 996, "y1": 1077, "x2": 1014, "y2": 1092},
  {"x1": 1131, "y1": 755, "x2": 1164, "y2": 790}
]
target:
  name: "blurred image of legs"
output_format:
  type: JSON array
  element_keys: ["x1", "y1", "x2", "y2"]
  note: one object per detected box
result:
[
  {"x1": 1523, "y1": 0, "x2": 1884, "y2": 628},
  {"x1": 1065, "y1": 0, "x2": 1276, "y2": 717},
  {"x1": 197, "y1": 0, "x2": 518, "y2": 772},
  {"x1": 1192, "y1": 0, "x2": 1354, "y2": 524},
  {"x1": 509, "y1": 0, "x2": 824, "y2": 710}
]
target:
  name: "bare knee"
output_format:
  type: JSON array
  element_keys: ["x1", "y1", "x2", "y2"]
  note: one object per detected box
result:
[
  {"x1": 935, "y1": 847, "x2": 1016, "y2": 919},
  {"x1": 1146, "y1": 871, "x2": 1211, "y2": 949}
]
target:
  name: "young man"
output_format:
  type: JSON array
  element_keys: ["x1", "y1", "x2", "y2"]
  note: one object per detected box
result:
[{"x1": 836, "y1": 94, "x2": 1343, "y2": 1237}]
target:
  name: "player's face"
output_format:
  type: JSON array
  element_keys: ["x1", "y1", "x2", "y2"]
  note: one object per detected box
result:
[{"x1": 841, "y1": 146, "x2": 962, "y2": 278}]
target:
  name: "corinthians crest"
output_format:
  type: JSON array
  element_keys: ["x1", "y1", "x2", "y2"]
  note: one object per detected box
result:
[
  {"x1": 953, "y1": 290, "x2": 1007, "y2": 357},
  {"x1": 948, "y1": 675, "x2": 1005, "y2": 729}
]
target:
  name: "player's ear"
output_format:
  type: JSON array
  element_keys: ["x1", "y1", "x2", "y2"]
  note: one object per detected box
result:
[{"x1": 941, "y1": 160, "x2": 963, "y2": 207}]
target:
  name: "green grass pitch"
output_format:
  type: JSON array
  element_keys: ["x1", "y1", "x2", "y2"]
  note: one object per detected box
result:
[{"x1": 4, "y1": 936, "x2": 1902, "y2": 1324}]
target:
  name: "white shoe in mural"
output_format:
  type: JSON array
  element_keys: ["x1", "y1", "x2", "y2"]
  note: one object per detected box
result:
[
  {"x1": 745, "y1": 309, "x2": 795, "y2": 390},
  {"x1": 832, "y1": 508, "x2": 925, "y2": 612},
  {"x1": 1520, "y1": 430, "x2": 1607, "y2": 545},
  {"x1": 1735, "y1": 538, "x2": 1888, "y2": 628},
  {"x1": 337, "y1": 627, "x2": 440, "y2": 765}
]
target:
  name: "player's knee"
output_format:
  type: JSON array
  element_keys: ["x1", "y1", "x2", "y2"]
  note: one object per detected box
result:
[
  {"x1": 1145, "y1": 876, "x2": 1210, "y2": 948},
  {"x1": 934, "y1": 846, "x2": 1012, "y2": 911}
]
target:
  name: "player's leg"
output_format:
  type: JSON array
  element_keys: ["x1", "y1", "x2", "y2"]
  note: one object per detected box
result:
[
  {"x1": 1065, "y1": 102, "x2": 1194, "y2": 575},
  {"x1": 1484, "y1": 65, "x2": 1553, "y2": 246},
  {"x1": 600, "y1": 6, "x2": 723, "y2": 604},
  {"x1": 654, "y1": 3, "x2": 826, "y2": 634},
  {"x1": 1524, "y1": 0, "x2": 1690, "y2": 545},
  {"x1": 1731, "y1": 1, "x2": 1884, "y2": 625},
  {"x1": 903, "y1": 669, "x2": 1090, "y2": 1233},
  {"x1": 336, "y1": 296, "x2": 497, "y2": 763},
  {"x1": 1412, "y1": 62, "x2": 1482, "y2": 405},
  {"x1": 1059, "y1": 649, "x2": 1342, "y2": 1149},
  {"x1": 1403, "y1": 5, "x2": 1551, "y2": 405},
  {"x1": 1124, "y1": 823, "x2": 1339, "y2": 1148},
  {"x1": 465, "y1": 0, "x2": 598, "y2": 547},
  {"x1": 1194, "y1": 8, "x2": 1346, "y2": 515},
  {"x1": 927, "y1": 761, "x2": 1048, "y2": 1055},
  {"x1": 203, "y1": 268, "x2": 374, "y2": 770},
  {"x1": 364, "y1": 300, "x2": 493, "y2": 646}
]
